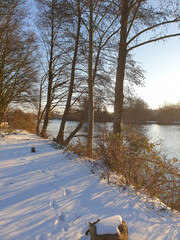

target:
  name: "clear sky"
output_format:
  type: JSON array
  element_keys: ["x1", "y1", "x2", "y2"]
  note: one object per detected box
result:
[{"x1": 132, "y1": 31, "x2": 180, "y2": 110}]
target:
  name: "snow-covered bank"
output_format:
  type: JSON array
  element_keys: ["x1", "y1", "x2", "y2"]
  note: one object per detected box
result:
[{"x1": 0, "y1": 131, "x2": 180, "y2": 240}]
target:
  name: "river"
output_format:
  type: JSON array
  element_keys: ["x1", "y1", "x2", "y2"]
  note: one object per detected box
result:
[{"x1": 47, "y1": 120, "x2": 180, "y2": 162}]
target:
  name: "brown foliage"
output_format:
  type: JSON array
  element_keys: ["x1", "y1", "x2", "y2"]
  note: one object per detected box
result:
[
  {"x1": 7, "y1": 109, "x2": 36, "y2": 133},
  {"x1": 96, "y1": 127, "x2": 180, "y2": 211}
]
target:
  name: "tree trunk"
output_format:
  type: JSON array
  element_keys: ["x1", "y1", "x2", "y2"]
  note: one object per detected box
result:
[
  {"x1": 56, "y1": 0, "x2": 81, "y2": 145},
  {"x1": 36, "y1": 79, "x2": 43, "y2": 134},
  {"x1": 40, "y1": 3, "x2": 54, "y2": 138},
  {"x1": 40, "y1": 61, "x2": 53, "y2": 138},
  {"x1": 0, "y1": 108, "x2": 7, "y2": 124},
  {"x1": 87, "y1": 0, "x2": 94, "y2": 155},
  {"x1": 63, "y1": 122, "x2": 83, "y2": 146},
  {"x1": 113, "y1": 0, "x2": 129, "y2": 134},
  {"x1": 36, "y1": 78, "x2": 46, "y2": 135},
  {"x1": 0, "y1": 48, "x2": 6, "y2": 124}
]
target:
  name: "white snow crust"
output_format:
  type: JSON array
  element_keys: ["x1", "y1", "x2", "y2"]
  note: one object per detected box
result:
[{"x1": 96, "y1": 215, "x2": 122, "y2": 235}]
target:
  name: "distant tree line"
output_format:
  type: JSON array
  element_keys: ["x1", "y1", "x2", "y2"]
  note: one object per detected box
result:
[
  {"x1": 124, "y1": 100, "x2": 180, "y2": 124},
  {"x1": 50, "y1": 98, "x2": 180, "y2": 125},
  {"x1": 155, "y1": 103, "x2": 180, "y2": 124}
]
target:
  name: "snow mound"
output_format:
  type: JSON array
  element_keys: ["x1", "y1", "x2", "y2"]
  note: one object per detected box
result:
[{"x1": 96, "y1": 215, "x2": 122, "y2": 235}]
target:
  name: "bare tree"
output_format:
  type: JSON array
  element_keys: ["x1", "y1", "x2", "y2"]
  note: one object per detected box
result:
[
  {"x1": 0, "y1": 0, "x2": 38, "y2": 123},
  {"x1": 56, "y1": 0, "x2": 112, "y2": 146},
  {"x1": 80, "y1": 0, "x2": 118, "y2": 155},
  {"x1": 56, "y1": 0, "x2": 83, "y2": 146},
  {"x1": 113, "y1": 0, "x2": 180, "y2": 133},
  {"x1": 35, "y1": 0, "x2": 69, "y2": 138}
]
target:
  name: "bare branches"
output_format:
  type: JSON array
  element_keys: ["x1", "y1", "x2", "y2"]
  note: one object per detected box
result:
[
  {"x1": 113, "y1": 0, "x2": 180, "y2": 133},
  {"x1": 127, "y1": 17, "x2": 180, "y2": 48},
  {"x1": 0, "y1": 1, "x2": 38, "y2": 123},
  {"x1": 128, "y1": 32, "x2": 180, "y2": 52}
]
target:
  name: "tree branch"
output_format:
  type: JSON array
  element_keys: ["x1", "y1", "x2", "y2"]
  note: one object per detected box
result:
[
  {"x1": 127, "y1": 1, "x2": 141, "y2": 38},
  {"x1": 127, "y1": 33, "x2": 180, "y2": 52},
  {"x1": 94, "y1": 0, "x2": 115, "y2": 32},
  {"x1": 64, "y1": 122, "x2": 83, "y2": 146},
  {"x1": 127, "y1": 17, "x2": 180, "y2": 47}
]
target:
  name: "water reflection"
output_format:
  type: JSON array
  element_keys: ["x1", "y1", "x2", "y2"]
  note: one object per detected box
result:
[
  {"x1": 47, "y1": 120, "x2": 180, "y2": 163},
  {"x1": 141, "y1": 124, "x2": 180, "y2": 160}
]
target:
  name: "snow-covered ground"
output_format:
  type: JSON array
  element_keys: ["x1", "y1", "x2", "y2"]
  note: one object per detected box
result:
[{"x1": 0, "y1": 131, "x2": 180, "y2": 240}]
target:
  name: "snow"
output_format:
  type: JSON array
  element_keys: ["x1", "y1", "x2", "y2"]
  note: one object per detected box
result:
[
  {"x1": 95, "y1": 215, "x2": 122, "y2": 235},
  {"x1": 0, "y1": 130, "x2": 180, "y2": 240}
]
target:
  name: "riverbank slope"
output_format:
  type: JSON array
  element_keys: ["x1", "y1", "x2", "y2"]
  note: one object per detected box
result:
[{"x1": 0, "y1": 131, "x2": 180, "y2": 240}]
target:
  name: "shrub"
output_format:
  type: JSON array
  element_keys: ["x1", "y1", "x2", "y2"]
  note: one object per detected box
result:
[
  {"x1": 96, "y1": 126, "x2": 180, "y2": 211},
  {"x1": 7, "y1": 109, "x2": 36, "y2": 133},
  {"x1": 67, "y1": 137, "x2": 93, "y2": 158}
]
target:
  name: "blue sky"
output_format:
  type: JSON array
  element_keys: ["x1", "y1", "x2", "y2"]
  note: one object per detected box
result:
[
  {"x1": 133, "y1": 35, "x2": 180, "y2": 109},
  {"x1": 128, "y1": 1, "x2": 180, "y2": 109}
]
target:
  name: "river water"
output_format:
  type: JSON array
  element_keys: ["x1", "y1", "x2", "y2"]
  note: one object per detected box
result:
[{"x1": 47, "y1": 120, "x2": 180, "y2": 162}]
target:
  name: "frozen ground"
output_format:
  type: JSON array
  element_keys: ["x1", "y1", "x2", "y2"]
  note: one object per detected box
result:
[{"x1": 0, "y1": 131, "x2": 180, "y2": 240}]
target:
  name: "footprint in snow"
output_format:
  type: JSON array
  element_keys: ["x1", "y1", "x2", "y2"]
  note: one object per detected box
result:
[
  {"x1": 54, "y1": 173, "x2": 59, "y2": 179},
  {"x1": 49, "y1": 181, "x2": 59, "y2": 190},
  {"x1": 58, "y1": 211, "x2": 66, "y2": 222},
  {"x1": 40, "y1": 169, "x2": 47, "y2": 174},
  {"x1": 27, "y1": 162, "x2": 33, "y2": 167},
  {"x1": 58, "y1": 212, "x2": 70, "y2": 231},
  {"x1": 52, "y1": 219, "x2": 63, "y2": 235},
  {"x1": 50, "y1": 199, "x2": 59, "y2": 210},
  {"x1": 63, "y1": 222, "x2": 70, "y2": 232},
  {"x1": 63, "y1": 188, "x2": 72, "y2": 197},
  {"x1": 52, "y1": 212, "x2": 70, "y2": 235}
]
